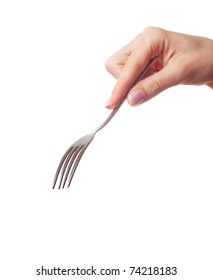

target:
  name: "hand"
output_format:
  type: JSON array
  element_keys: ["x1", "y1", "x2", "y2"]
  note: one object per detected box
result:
[{"x1": 105, "y1": 27, "x2": 213, "y2": 109}]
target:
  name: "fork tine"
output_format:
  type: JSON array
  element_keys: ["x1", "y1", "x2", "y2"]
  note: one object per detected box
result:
[
  {"x1": 52, "y1": 146, "x2": 74, "y2": 189},
  {"x1": 61, "y1": 145, "x2": 83, "y2": 189},
  {"x1": 66, "y1": 144, "x2": 90, "y2": 188},
  {"x1": 57, "y1": 146, "x2": 79, "y2": 189}
]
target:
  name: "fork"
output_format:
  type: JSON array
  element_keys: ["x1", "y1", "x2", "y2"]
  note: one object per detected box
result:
[{"x1": 52, "y1": 57, "x2": 157, "y2": 189}]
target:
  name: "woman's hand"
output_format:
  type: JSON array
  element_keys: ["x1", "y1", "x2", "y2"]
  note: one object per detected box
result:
[{"x1": 105, "y1": 27, "x2": 213, "y2": 109}]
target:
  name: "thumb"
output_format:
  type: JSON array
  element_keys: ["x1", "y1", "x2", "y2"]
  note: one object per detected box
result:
[{"x1": 127, "y1": 63, "x2": 180, "y2": 106}]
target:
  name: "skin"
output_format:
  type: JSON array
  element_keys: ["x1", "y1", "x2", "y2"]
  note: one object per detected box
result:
[{"x1": 105, "y1": 27, "x2": 213, "y2": 109}]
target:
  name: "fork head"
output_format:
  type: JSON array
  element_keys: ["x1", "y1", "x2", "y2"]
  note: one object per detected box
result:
[{"x1": 53, "y1": 133, "x2": 95, "y2": 189}]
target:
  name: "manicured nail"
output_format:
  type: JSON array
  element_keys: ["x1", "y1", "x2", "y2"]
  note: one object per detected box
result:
[
  {"x1": 128, "y1": 89, "x2": 145, "y2": 106},
  {"x1": 105, "y1": 95, "x2": 113, "y2": 108}
]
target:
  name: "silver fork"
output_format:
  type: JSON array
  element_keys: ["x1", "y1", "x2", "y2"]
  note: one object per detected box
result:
[{"x1": 53, "y1": 57, "x2": 157, "y2": 189}]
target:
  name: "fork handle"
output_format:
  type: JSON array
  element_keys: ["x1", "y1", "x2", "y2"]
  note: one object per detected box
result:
[{"x1": 94, "y1": 56, "x2": 157, "y2": 133}]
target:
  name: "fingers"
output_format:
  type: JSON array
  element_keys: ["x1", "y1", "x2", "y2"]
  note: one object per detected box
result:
[
  {"x1": 106, "y1": 27, "x2": 166, "y2": 109},
  {"x1": 105, "y1": 56, "x2": 124, "y2": 79},
  {"x1": 127, "y1": 62, "x2": 182, "y2": 106},
  {"x1": 105, "y1": 27, "x2": 213, "y2": 109},
  {"x1": 105, "y1": 50, "x2": 155, "y2": 108},
  {"x1": 105, "y1": 32, "x2": 146, "y2": 79},
  {"x1": 105, "y1": 44, "x2": 136, "y2": 79}
]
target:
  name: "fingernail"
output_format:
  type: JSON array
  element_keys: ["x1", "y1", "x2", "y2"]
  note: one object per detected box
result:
[
  {"x1": 128, "y1": 89, "x2": 145, "y2": 106},
  {"x1": 105, "y1": 95, "x2": 113, "y2": 108}
]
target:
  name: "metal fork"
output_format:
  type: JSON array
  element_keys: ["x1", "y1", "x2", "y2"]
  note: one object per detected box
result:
[{"x1": 53, "y1": 57, "x2": 157, "y2": 189}]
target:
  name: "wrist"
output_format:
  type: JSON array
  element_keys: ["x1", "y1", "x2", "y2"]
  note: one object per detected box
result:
[{"x1": 206, "y1": 39, "x2": 213, "y2": 89}]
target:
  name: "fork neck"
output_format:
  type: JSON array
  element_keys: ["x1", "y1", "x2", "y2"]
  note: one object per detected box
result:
[{"x1": 93, "y1": 103, "x2": 122, "y2": 133}]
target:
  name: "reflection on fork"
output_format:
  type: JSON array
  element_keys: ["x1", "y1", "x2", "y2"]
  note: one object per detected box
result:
[{"x1": 52, "y1": 57, "x2": 157, "y2": 189}]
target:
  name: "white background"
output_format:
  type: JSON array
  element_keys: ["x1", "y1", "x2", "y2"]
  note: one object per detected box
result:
[{"x1": 0, "y1": 0, "x2": 212, "y2": 279}]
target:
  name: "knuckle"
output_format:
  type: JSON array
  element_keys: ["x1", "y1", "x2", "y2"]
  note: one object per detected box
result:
[
  {"x1": 135, "y1": 32, "x2": 143, "y2": 40},
  {"x1": 149, "y1": 78, "x2": 162, "y2": 95},
  {"x1": 105, "y1": 58, "x2": 120, "y2": 79},
  {"x1": 143, "y1": 26, "x2": 166, "y2": 39},
  {"x1": 143, "y1": 26, "x2": 155, "y2": 33},
  {"x1": 142, "y1": 27, "x2": 167, "y2": 56},
  {"x1": 105, "y1": 58, "x2": 113, "y2": 73}
]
